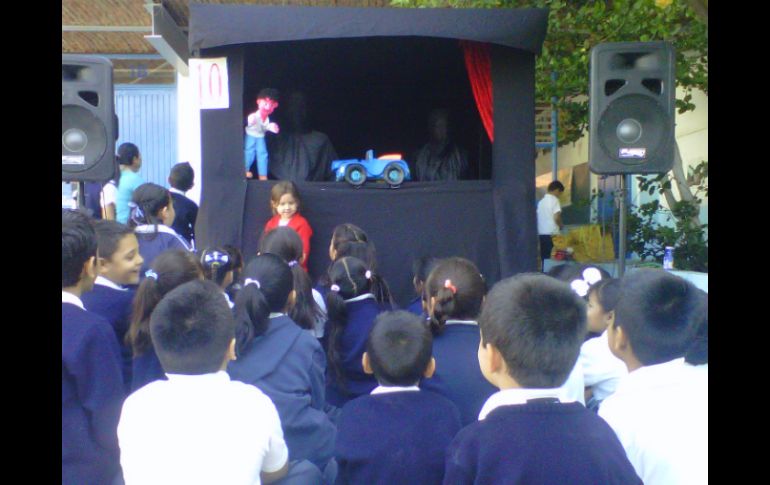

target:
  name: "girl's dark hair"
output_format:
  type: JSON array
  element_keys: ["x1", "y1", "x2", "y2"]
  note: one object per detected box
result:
[
  {"x1": 586, "y1": 277, "x2": 621, "y2": 313},
  {"x1": 199, "y1": 246, "x2": 234, "y2": 287},
  {"x1": 117, "y1": 142, "x2": 140, "y2": 166},
  {"x1": 233, "y1": 253, "x2": 293, "y2": 355},
  {"x1": 324, "y1": 256, "x2": 373, "y2": 387},
  {"x1": 327, "y1": 223, "x2": 395, "y2": 308},
  {"x1": 223, "y1": 244, "x2": 244, "y2": 301},
  {"x1": 269, "y1": 181, "x2": 302, "y2": 215},
  {"x1": 129, "y1": 183, "x2": 172, "y2": 229},
  {"x1": 127, "y1": 249, "x2": 202, "y2": 356},
  {"x1": 425, "y1": 257, "x2": 486, "y2": 335},
  {"x1": 259, "y1": 227, "x2": 323, "y2": 331}
]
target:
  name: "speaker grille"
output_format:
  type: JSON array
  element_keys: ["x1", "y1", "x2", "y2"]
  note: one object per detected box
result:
[
  {"x1": 62, "y1": 105, "x2": 108, "y2": 173},
  {"x1": 596, "y1": 94, "x2": 671, "y2": 168}
]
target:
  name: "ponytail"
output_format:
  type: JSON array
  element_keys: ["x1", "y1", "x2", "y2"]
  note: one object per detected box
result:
[
  {"x1": 428, "y1": 284, "x2": 457, "y2": 335},
  {"x1": 232, "y1": 253, "x2": 293, "y2": 354},
  {"x1": 288, "y1": 263, "x2": 323, "y2": 331},
  {"x1": 324, "y1": 289, "x2": 349, "y2": 388},
  {"x1": 324, "y1": 256, "x2": 372, "y2": 389},
  {"x1": 127, "y1": 275, "x2": 162, "y2": 356},
  {"x1": 126, "y1": 249, "x2": 202, "y2": 356},
  {"x1": 233, "y1": 282, "x2": 271, "y2": 355},
  {"x1": 424, "y1": 257, "x2": 486, "y2": 336}
]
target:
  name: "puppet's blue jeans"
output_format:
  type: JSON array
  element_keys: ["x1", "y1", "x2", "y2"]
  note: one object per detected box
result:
[{"x1": 244, "y1": 134, "x2": 268, "y2": 177}]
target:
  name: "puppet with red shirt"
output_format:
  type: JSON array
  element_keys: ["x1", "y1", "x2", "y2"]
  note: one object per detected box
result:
[
  {"x1": 263, "y1": 181, "x2": 313, "y2": 271},
  {"x1": 244, "y1": 88, "x2": 280, "y2": 180}
]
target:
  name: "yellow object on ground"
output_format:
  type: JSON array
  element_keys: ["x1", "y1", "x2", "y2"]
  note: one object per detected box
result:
[{"x1": 552, "y1": 225, "x2": 615, "y2": 263}]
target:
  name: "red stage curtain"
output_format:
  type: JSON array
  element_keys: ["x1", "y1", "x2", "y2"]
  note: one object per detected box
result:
[{"x1": 461, "y1": 40, "x2": 493, "y2": 143}]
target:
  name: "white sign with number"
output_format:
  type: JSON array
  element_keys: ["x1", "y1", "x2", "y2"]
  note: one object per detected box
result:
[{"x1": 189, "y1": 57, "x2": 229, "y2": 109}]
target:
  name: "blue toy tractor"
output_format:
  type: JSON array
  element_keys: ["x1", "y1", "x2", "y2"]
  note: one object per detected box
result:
[{"x1": 331, "y1": 150, "x2": 411, "y2": 188}]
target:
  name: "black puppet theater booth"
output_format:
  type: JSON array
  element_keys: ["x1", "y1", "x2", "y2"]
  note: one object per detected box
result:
[{"x1": 190, "y1": 4, "x2": 549, "y2": 305}]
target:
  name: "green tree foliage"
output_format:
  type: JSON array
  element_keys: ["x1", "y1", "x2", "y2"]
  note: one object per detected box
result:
[{"x1": 390, "y1": 0, "x2": 707, "y2": 146}]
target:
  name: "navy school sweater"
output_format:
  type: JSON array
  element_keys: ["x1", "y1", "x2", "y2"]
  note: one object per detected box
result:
[
  {"x1": 81, "y1": 283, "x2": 135, "y2": 393},
  {"x1": 405, "y1": 295, "x2": 425, "y2": 317},
  {"x1": 134, "y1": 226, "x2": 190, "y2": 277},
  {"x1": 335, "y1": 390, "x2": 462, "y2": 485},
  {"x1": 420, "y1": 324, "x2": 497, "y2": 425},
  {"x1": 228, "y1": 315, "x2": 337, "y2": 470},
  {"x1": 169, "y1": 192, "x2": 198, "y2": 247},
  {"x1": 62, "y1": 303, "x2": 124, "y2": 485},
  {"x1": 325, "y1": 296, "x2": 386, "y2": 407},
  {"x1": 443, "y1": 401, "x2": 643, "y2": 485},
  {"x1": 131, "y1": 347, "x2": 166, "y2": 392}
]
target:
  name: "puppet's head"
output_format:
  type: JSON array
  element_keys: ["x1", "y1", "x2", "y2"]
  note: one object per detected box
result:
[{"x1": 256, "y1": 88, "x2": 280, "y2": 115}]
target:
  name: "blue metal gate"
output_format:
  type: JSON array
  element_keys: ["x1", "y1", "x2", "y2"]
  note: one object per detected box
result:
[{"x1": 114, "y1": 85, "x2": 177, "y2": 187}]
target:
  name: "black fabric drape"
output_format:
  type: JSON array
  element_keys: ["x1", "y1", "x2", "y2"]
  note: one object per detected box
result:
[
  {"x1": 190, "y1": 5, "x2": 548, "y2": 55},
  {"x1": 242, "y1": 181, "x2": 501, "y2": 307},
  {"x1": 266, "y1": 132, "x2": 337, "y2": 182}
]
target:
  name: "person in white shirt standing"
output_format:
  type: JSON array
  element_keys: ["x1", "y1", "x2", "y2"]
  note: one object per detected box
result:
[
  {"x1": 537, "y1": 180, "x2": 565, "y2": 271},
  {"x1": 599, "y1": 269, "x2": 708, "y2": 485}
]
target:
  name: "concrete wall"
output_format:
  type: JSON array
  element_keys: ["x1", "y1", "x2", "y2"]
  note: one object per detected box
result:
[{"x1": 176, "y1": 71, "x2": 203, "y2": 205}]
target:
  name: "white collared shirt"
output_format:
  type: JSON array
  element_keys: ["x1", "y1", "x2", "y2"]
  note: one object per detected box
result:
[
  {"x1": 222, "y1": 291, "x2": 234, "y2": 309},
  {"x1": 168, "y1": 187, "x2": 186, "y2": 196},
  {"x1": 371, "y1": 385, "x2": 420, "y2": 395},
  {"x1": 478, "y1": 387, "x2": 563, "y2": 420},
  {"x1": 580, "y1": 331, "x2": 627, "y2": 402},
  {"x1": 598, "y1": 358, "x2": 708, "y2": 485},
  {"x1": 95, "y1": 276, "x2": 126, "y2": 291},
  {"x1": 444, "y1": 319, "x2": 478, "y2": 326},
  {"x1": 118, "y1": 371, "x2": 288, "y2": 485},
  {"x1": 134, "y1": 224, "x2": 191, "y2": 250},
  {"x1": 344, "y1": 293, "x2": 376, "y2": 304},
  {"x1": 62, "y1": 291, "x2": 85, "y2": 310}
]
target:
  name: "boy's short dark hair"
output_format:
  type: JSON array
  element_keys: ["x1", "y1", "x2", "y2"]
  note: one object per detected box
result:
[
  {"x1": 366, "y1": 310, "x2": 433, "y2": 386},
  {"x1": 62, "y1": 209, "x2": 97, "y2": 288},
  {"x1": 257, "y1": 88, "x2": 280, "y2": 103},
  {"x1": 93, "y1": 219, "x2": 134, "y2": 260},
  {"x1": 479, "y1": 273, "x2": 586, "y2": 388},
  {"x1": 547, "y1": 180, "x2": 565, "y2": 192},
  {"x1": 150, "y1": 280, "x2": 235, "y2": 375},
  {"x1": 168, "y1": 162, "x2": 195, "y2": 192},
  {"x1": 614, "y1": 269, "x2": 705, "y2": 366}
]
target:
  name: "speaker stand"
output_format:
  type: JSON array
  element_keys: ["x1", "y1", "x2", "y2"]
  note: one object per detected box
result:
[
  {"x1": 616, "y1": 175, "x2": 628, "y2": 277},
  {"x1": 76, "y1": 181, "x2": 86, "y2": 212}
]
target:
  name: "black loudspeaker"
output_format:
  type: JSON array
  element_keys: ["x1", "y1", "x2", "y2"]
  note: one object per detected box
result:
[
  {"x1": 589, "y1": 42, "x2": 675, "y2": 175},
  {"x1": 62, "y1": 55, "x2": 118, "y2": 182}
]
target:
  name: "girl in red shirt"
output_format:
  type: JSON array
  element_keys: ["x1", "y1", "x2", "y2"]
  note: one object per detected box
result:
[{"x1": 263, "y1": 181, "x2": 312, "y2": 271}]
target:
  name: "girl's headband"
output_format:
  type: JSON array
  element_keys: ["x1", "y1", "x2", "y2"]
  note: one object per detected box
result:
[
  {"x1": 570, "y1": 267, "x2": 604, "y2": 297},
  {"x1": 243, "y1": 278, "x2": 261, "y2": 289}
]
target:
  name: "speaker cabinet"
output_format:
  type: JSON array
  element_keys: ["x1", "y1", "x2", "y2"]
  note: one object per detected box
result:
[
  {"x1": 589, "y1": 42, "x2": 675, "y2": 175},
  {"x1": 62, "y1": 55, "x2": 118, "y2": 182}
]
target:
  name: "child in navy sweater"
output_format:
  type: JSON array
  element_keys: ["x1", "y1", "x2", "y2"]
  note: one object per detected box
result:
[
  {"x1": 82, "y1": 219, "x2": 144, "y2": 393},
  {"x1": 259, "y1": 226, "x2": 326, "y2": 336},
  {"x1": 126, "y1": 249, "x2": 203, "y2": 391},
  {"x1": 323, "y1": 256, "x2": 389, "y2": 407},
  {"x1": 227, "y1": 254, "x2": 337, "y2": 480},
  {"x1": 443, "y1": 273, "x2": 642, "y2": 485},
  {"x1": 335, "y1": 310, "x2": 462, "y2": 485},
  {"x1": 419, "y1": 257, "x2": 496, "y2": 425},
  {"x1": 168, "y1": 161, "x2": 198, "y2": 248},
  {"x1": 322, "y1": 223, "x2": 395, "y2": 309},
  {"x1": 128, "y1": 182, "x2": 191, "y2": 278},
  {"x1": 62, "y1": 210, "x2": 124, "y2": 485}
]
